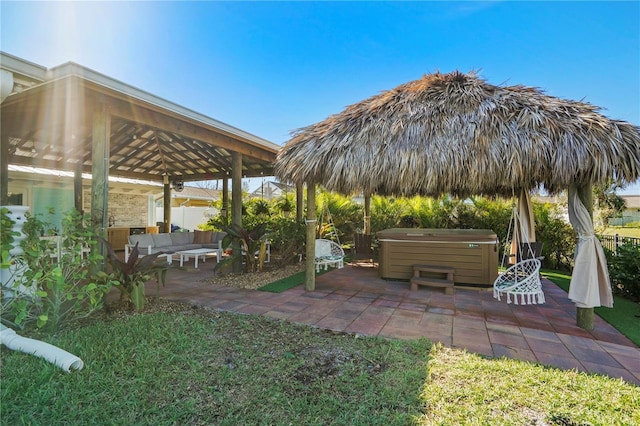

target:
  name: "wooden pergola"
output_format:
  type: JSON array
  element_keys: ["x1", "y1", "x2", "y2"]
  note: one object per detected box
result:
[{"x1": 0, "y1": 53, "x2": 279, "y2": 236}]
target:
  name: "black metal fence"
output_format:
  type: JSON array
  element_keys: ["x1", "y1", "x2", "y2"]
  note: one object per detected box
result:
[{"x1": 598, "y1": 234, "x2": 640, "y2": 254}]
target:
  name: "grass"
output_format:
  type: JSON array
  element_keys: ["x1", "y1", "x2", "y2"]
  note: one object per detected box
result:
[
  {"x1": 2, "y1": 307, "x2": 638, "y2": 426},
  {"x1": 542, "y1": 269, "x2": 640, "y2": 346},
  {"x1": 258, "y1": 267, "x2": 330, "y2": 293},
  {"x1": 600, "y1": 226, "x2": 640, "y2": 238}
]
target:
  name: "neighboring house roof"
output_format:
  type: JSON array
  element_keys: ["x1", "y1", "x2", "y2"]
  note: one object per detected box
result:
[
  {"x1": 171, "y1": 186, "x2": 220, "y2": 201},
  {"x1": 622, "y1": 195, "x2": 640, "y2": 209},
  {"x1": 249, "y1": 180, "x2": 294, "y2": 199}
]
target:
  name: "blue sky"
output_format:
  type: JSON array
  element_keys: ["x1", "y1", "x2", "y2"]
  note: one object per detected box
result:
[{"x1": 2, "y1": 1, "x2": 639, "y2": 194}]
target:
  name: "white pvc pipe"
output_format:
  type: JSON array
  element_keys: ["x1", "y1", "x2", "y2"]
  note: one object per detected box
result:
[{"x1": 0, "y1": 325, "x2": 84, "y2": 372}]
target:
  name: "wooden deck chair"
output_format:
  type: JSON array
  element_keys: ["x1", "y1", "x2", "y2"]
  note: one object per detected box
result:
[
  {"x1": 493, "y1": 258, "x2": 544, "y2": 305},
  {"x1": 352, "y1": 233, "x2": 374, "y2": 263},
  {"x1": 315, "y1": 239, "x2": 345, "y2": 272}
]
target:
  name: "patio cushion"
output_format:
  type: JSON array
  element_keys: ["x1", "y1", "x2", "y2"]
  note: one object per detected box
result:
[
  {"x1": 171, "y1": 232, "x2": 193, "y2": 246},
  {"x1": 152, "y1": 233, "x2": 173, "y2": 248},
  {"x1": 129, "y1": 234, "x2": 154, "y2": 248},
  {"x1": 194, "y1": 230, "x2": 213, "y2": 244}
]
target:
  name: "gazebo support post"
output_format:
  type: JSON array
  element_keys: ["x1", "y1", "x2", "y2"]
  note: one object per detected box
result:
[
  {"x1": 222, "y1": 177, "x2": 229, "y2": 226},
  {"x1": 305, "y1": 182, "x2": 316, "y2": 291},
  {"x1": 231, "y1": 152, "x2": 243, "y2": 273},
  {"x1": 1, "y1": 131, "x2": 9, "y2": 205},
  {"x1": 163, "y1": 175, "x2": 171, "y2": 233},
  {"x1": 575, "y1": 183, "x2": 595, "y2": 330},
  {"x1": 296, "y1": 182, "x2": 304, "y2": 222},
  {"x1": 73, "y1": 161, "x2": 83, "y2": 213},
  {"x1": 90, "y1": 104, "x2": 110, "y2": 264},
  {"x1": 364, "y1": 193, "x2": 371, "y2": 235}
]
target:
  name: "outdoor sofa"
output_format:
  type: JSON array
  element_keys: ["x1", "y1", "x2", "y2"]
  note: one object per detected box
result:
[{"x1": 124, "y1": 230, "x2": 227, "y2": 262}]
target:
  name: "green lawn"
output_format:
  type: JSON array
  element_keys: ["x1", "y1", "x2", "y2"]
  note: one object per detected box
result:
[
  {"x1": 542, "y1": 269, "x2": 640, "y2": 346},
  {"x1": 600, "y1": 226, "x2": 640, "y2": 238},
  {"x1": 1, "y1": 301, "x2": 639, "y2": 425},
  {"x1": 2, "y1": 268, "x2": 639, "y2": 425}
]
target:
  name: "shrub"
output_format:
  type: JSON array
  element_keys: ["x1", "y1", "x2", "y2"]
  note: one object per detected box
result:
[
  {"x1": 1, "y1": 209, "x2": 117, "y2": 331},
  {"x1": 605, "y1": 241, "x2": 640, "y2": 302}
]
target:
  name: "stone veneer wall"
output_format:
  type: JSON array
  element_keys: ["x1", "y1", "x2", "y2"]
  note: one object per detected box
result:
[{"x1": 82, "y1": 190, "x2": 149, "y2": 227}]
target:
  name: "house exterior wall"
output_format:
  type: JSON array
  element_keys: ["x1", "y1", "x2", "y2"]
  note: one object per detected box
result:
[{"x1": 82, "y1": 190, "x2": 150, "y2": 228}]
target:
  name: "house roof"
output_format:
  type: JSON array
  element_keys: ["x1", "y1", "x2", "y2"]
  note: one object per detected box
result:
[
  {"x1": 622, "y1": 195, "x2": 640, "y2": 209},
  {"x1": 1, "y1": 52, "x2": 279, "y2": 185}
]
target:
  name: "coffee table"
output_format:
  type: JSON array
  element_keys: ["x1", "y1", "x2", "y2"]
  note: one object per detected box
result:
[{"x1": 177, "y1": 248, "x2": 217, "y2": 268}]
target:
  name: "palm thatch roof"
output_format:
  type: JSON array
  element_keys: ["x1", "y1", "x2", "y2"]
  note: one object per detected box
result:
[{"x1": 275, "y1": 71, "x2": 640, "y2": 197}]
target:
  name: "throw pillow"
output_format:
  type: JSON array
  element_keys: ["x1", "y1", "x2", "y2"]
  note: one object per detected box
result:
[{"x1": 193, "y1": 230, "x2": 213, "y2": 244}]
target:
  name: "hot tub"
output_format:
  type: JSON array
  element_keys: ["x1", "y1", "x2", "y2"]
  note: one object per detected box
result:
[{"x1": 377, "y1": 228, "x2": 499, "y2": 286}]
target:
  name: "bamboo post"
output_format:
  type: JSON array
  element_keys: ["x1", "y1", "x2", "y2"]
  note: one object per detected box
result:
[{"x1": 305, "y1": 182, "x2": 316, "y2": 291}]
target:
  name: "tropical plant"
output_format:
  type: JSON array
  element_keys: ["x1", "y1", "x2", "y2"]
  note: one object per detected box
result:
[
  {"x1": 266, "y1": 217, "x2": 306, "y2": 267},
  {"x1": 1, "y1": 209, "x2": 116, "y2": 331},
  {"x1": 101, "y1": 238, "x2": 172, "y2": 311},
  {"x1": 605, "y1": 241, "x2": 640, "y2": 302},
  {"x1": 216, "y1": 223, "x2": 269, "y2": 273}
]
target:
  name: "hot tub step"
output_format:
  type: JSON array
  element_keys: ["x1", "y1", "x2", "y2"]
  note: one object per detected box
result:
[
  {"x1": 411, "y1": 264, "x2": 455, "y2": 294},
  {"x1": 410, "y1": 276, "x2": 455, "y2": 294}
]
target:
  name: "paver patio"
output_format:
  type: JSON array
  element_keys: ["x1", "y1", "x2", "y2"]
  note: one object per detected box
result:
[{"x1": 137, "y1": 258, "x2": 640, "y2": 385}]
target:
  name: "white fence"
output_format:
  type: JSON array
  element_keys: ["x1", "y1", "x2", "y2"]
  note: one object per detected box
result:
[{"x1": 155, "y1": 206, "x2": 217, "y2": 231}]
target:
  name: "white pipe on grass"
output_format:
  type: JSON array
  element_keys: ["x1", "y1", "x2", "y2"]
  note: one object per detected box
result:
[{"x1": 0, "y1": 325, "x2": 84, "y2": 372}]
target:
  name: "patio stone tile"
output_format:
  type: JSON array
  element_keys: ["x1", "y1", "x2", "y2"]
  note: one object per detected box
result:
[
  {"x1": 372, "y1": 298, "x2": 401, "y2": 308},
  {"x1": 567, "y1": 346, "x2": 623, "y2": 368},
  {"x1": 426, "y1": 307, "x2": 455, "y2": 315},
  {"x1": 486, "y1": 322, "x2": 522, "y2": 335},
  {"x1": 348, "y1": 296, "x2": 381, "y2": 305},
  {"x1": 377, "y1": 293, "x2": 404, "y2": 302},
  {"x1": 379, "y1": 325, "x2": 432, "y2": 340},
  {"x1": 488, "y1": 330, "x2": 529, "y2": 349},
  {"x1": 314, "y1": 316, "x2": 354, "y2": 332},
  {"x1": 346, "y1": 317, "x2": 389, "y2": 336},
  {"x1": 453, "y1": 316, "x2": 487, "y2": 331},
  {"x1": 599, "y1": 340, "x2": 640, "y2": 357},
  {"x1": 287, "y1": 311, "x2": 327, "y2": 326},
  {"x1": 557, "y1": 334, "x2": 604, "y2": 350},
  {"x1": 520, "y1": 327, "x2": 562, "y2": 343},
  {"x1": 591, "y1": 329, "x2": 637, "y2": 346},
  {"x1": 386, "y1": 313, "x2": 423, "y2": 330},
  {"x1": 212, "y1": 300, "x2": 247, "y2": 311},
  {"x1": 485, "y1": 314, "x2": 519, "y2": 327},
  {"x1": 454, "y1": 309, "x2": 486, "y2": 321},
  {"x1": 535, "y1": 353, "x2": 585, "y2": 372},
  {"x1": 421, "y1": 312, "x2": 454, "y2": 326},
  {"x1": 398, "y1": 302, "x2": 427, "y2": 312},
  {"x1": 606, "y1": 353, "x2": 640, "y2": 374},
  {"x1": 452, "y1": 334, "x2": 492, "y2": 357},
  {"x1": 492, "y1": 344, "x2": 537, "y2": 363},
  {"x1": 264, "y1": 310, "x2": 294, "y2": 320},
  {"x1": 422, "y1": 332, "x2": 452, "y2": 347},
  {"x1": 362, "y1": 305, "x2": 396, "y2": 317},
  {"x1": 391, "y1": 309, "x2": 424, "y2": 320},
  {"x1": 526, "y1": 338, "x2": 573, "y2": 358},
  {"x1": 580, "y1": 361, "x2": 640, "y2": 385},
  {"x1": 234, "y1": 304, "x2": 272, "y2": 315}
]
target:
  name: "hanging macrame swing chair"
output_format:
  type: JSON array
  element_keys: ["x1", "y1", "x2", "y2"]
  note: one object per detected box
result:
[
  {"x1": 314, "y1": 203, "x2": 345, "y2": 272},
  {"x1": 493, "y1": 200, "x2": 545, "y2": 305}
]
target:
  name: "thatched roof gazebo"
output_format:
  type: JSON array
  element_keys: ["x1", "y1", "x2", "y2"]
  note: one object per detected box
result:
[{"x1": 275, "y1": 71, "x2": 640, "y2": 329}]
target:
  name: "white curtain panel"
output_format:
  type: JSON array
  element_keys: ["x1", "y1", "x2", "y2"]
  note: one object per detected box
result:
[{"x1": 567, "y1": 187, "x2": 613, "y2": 308}]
